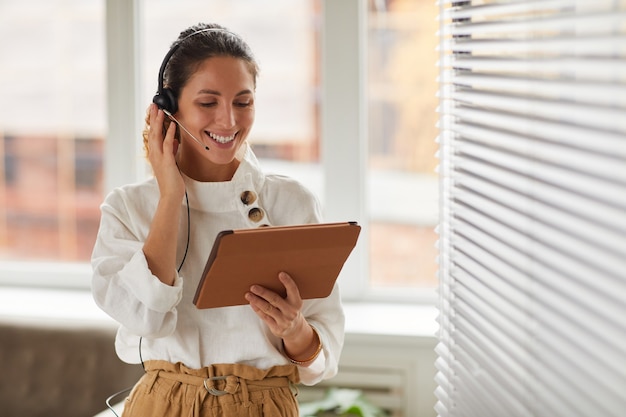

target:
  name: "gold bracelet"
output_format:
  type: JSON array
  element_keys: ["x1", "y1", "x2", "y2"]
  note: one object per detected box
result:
[{"x1": 284, "y1": 326, "x2": 323, "y2": 365}]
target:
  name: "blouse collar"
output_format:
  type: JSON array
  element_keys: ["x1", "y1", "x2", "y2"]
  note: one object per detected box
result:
[{"x1": 181, "y1": 143, "x2": 267, "y2": 215}]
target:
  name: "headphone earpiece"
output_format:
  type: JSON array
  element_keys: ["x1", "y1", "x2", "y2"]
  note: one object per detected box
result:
[{"x1": 153, "y1": 87, "x2": 178, "y2": 114}]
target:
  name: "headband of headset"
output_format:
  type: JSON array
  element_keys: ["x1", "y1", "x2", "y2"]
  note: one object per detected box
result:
[{"x1": 152, "y1": 28, "x2": 231, "y2": 114}]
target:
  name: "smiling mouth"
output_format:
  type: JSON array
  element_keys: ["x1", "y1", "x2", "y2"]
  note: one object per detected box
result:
[{"x1": 207, "y1": 131, "x2": 237, "y2": 144}]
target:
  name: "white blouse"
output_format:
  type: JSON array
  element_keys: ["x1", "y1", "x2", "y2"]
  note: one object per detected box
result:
[{"x1": 91, "y1": 145, "x2": 345, "y2": 385}]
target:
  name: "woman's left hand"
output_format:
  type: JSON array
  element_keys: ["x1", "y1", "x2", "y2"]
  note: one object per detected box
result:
[
  {"x1": 246, "y1": 272, "x2": 321, "y2": 364},
  {"x1": 245, "y1": 271, "x2": 306, "y2": 339}
]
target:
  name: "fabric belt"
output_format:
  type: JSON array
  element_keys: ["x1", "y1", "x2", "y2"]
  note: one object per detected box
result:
[
  {"x1": 140, "y1": 361, "x2": 299, "y2": 417},
  {"x1": 155, "y1": 370, "x2": 292, "y2": 396}
]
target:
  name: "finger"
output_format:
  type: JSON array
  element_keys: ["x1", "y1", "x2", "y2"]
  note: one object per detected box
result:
[
  {"x1": 246, "y1": 292, "x2": 279, "y2": 319},
  {"x1": 162, "y1": 119, "x2": 177, "y2": 155},
  {"x1": 279, "y1": 272, "x2": 302, "y2": 301},
  {"x1": 263, "y1": 302, "x2": 275, "y2": 315},
  {"x1": 249, "y1": 284, "x2": 284, "y2": 306},
  {"x1": 148, "y1": 103, "x2": 161, "y2": 128},
  {"x1": 148, "y1": 108, "x2": 166, "y2": 149}
]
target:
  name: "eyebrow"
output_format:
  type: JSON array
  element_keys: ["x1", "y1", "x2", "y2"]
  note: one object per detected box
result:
[{"x1": 197, "y1": 89, "x2": 253, "y2": 96}]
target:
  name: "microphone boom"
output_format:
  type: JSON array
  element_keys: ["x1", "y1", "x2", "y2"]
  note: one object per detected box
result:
[{"x1": 163, "y1": 110, "x2": 210, "y2": 151}]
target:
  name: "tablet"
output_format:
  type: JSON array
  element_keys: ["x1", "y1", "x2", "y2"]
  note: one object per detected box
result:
[{"x1": 193, "y1": 222, "x2": 361, "y2": 309}]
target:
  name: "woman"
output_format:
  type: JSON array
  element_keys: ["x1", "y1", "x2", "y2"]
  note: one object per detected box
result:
[{"x1": 91, "y1": 22, "x2": 344, "y2": 417}]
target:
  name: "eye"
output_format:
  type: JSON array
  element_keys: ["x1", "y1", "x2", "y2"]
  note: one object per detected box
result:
[
  {"x1": 199, "y1": 102, "x2": 217, "y2": 108},
  {"x1": 234, "y1": 101, "x2": 252, "y2": 108}
]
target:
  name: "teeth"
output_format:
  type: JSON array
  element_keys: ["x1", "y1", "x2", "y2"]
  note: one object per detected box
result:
[{"x1": 208, "y1": 132, "x2": 236, "y2": 144}]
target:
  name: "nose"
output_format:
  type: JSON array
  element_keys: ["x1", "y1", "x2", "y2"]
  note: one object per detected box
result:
[{"x1": 215, "y1": 103, "x2": 235, "y2": 128}]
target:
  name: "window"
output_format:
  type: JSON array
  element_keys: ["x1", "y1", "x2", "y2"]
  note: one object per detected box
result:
[
  {"x1": 367, "y1": 0, "x2": 439, "y2": 294},
  {"x1": 0, "y1": 0, "x2": 105, "y2": 264},
  {"x1": 436, "y1": 1, "x2": 626, "y2": 416},
  {"x1": 0, "y1": 0, "x2": 439, "y2": 303}
]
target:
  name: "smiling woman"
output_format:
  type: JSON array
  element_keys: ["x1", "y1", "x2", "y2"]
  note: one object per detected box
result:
[{"x1": 91, "y1": 21, "x2": 346, "y2": 417}]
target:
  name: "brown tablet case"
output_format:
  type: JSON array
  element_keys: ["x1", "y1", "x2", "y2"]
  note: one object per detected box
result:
[{"x1": 193, "y1": 222, "x2": 361, "y2": 309}]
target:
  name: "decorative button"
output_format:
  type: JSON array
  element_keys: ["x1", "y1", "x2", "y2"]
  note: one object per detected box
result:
[
  {"x1": 248, "y1": 207, "x2": 265, "y2": 223},
  {"x1": 240, "y1": 191, "x2": 257, "y2": 206}
]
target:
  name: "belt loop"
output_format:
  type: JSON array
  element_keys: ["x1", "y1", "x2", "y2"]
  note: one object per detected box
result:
[
  {"x1": 145, "y1": 369, "x2": 160, "y2": 394},
  {"x1": 240, "y1": 378, "x2": 251, "y2": 407}
]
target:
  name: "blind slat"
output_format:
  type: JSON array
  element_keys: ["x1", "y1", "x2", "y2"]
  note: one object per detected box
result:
[
  {"x1": 450, "y1": 73, "x2": 626, "y2": 106},
  {"x1": 447, "y1": 37, "x2": 626, "y2": 57},
  {"x1": 446, "y1": 106, "x2": 625, "y2": 156},
  {"x1": 448, "y1": 91, "x2": 626, "y2": 133},
  {"x1": 448, "y1": 12, "x2": 626, "y2": 37},
  {"x1": 443, "y1": 56, "x2": 626, "y2": 81},
  {"x1": 443, "y1": 0, "x2": 573, "y2": 21},
  {"x1": 440, "y1": 0, "x2": 625, "y2": 14}
]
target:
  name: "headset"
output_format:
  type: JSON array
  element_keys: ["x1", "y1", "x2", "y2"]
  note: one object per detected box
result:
[{"x1": 152, "y1": 28, "x2": 231, "y2": 114}]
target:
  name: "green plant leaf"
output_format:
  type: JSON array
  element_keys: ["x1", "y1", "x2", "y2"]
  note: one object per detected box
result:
[{"x1": 298, "y1": 388, "x2": 387, "y2": 417}]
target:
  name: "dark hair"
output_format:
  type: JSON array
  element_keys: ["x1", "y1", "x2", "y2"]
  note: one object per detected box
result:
[{"x1": 164, "y1": 22, "x2": 259, "y2": 97}]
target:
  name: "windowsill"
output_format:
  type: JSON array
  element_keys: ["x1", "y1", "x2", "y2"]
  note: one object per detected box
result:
[
  {"x1": 0, "y1": 287, "x2": 438, "y2": 340},
  {"x1": 343, "y1": 302, "x2": 437, "y2": 338}
]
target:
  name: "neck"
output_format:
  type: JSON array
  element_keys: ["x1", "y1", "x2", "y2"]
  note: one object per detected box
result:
[{"x1": 176, "y1": 150, "x2": 240, "y2": 182}]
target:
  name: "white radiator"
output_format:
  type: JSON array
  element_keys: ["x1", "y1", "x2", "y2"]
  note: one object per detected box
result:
[{"x1": 298, "y1": 333, "x2": 437, "y2": 417}]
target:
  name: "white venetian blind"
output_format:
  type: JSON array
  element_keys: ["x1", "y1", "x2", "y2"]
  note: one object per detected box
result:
[{"x1": 435, "y1": 1, "x2": 626, "y2": 417}]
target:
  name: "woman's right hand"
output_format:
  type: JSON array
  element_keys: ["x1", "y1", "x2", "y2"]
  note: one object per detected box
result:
[{"x1": 147, "y1": 103, "x2": 185, "y2": 201}]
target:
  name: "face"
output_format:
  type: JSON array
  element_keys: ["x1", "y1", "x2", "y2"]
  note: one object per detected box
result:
[{"x1": 175, "y1": 55, "x2": 256, "y2": 177}]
